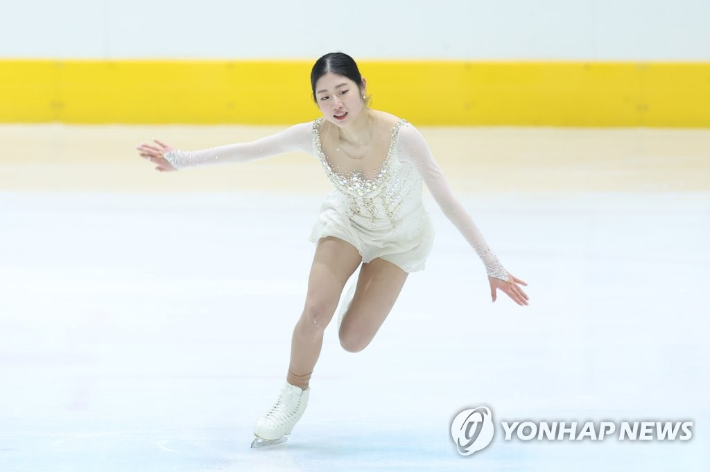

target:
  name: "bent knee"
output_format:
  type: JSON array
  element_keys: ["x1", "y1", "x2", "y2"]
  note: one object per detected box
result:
[{"x1": 339, "y1": 328, "x2": 371, "y2": 353}]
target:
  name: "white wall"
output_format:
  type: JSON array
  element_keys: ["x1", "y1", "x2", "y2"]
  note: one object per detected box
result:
[{"x1": 1, "y1": 0, "x2": 708, "y2": 60}]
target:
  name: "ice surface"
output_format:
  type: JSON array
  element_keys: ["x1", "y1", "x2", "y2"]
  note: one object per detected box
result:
[{"x1": 1, "y1": 190, "x2": 708, "y2": 471}]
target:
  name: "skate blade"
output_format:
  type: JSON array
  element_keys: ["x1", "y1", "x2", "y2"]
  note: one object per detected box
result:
[{"x1": 251, "y1": 436, "x2": 288, "y2": 448}]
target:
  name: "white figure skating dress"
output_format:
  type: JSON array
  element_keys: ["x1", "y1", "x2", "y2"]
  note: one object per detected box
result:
[
  {"x1": 163, "y1": 117, "x2": 508, "y2": 280},
  {"x1": 309, "y1": 118, "x2": 434, "y2": 273}
]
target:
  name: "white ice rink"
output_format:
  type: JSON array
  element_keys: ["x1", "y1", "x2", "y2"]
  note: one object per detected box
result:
[{"x1": 1, "y1": 125, "x2": 709, "y2": 471}]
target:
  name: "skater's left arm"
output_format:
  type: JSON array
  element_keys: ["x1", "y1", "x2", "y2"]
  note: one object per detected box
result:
[{"x1": 396, "y1": 124, "x2": 529, "y2": 306}]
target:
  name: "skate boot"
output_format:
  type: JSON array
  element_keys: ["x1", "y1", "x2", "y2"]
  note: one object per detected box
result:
[{"x1": 251, "y1": 382, "x2": 310, "y2": 448}]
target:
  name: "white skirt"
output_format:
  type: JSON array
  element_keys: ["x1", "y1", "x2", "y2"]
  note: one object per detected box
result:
[{"x1": 309, "y1": 192, "x2": 435, "y2": 273}]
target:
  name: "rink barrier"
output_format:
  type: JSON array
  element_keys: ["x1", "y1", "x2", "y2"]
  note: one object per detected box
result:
[{"x1": 0, "y1": 60, "x2": 708, "y2": 127}]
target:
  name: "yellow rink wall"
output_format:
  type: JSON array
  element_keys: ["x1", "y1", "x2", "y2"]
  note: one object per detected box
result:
[{"x1": 0, "y1": 60, "x2": 708, "y2": 127}]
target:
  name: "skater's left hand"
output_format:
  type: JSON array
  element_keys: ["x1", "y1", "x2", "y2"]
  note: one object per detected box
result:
[{"x1": 489, "y1": 273, "x2": 528, "y2": 306}]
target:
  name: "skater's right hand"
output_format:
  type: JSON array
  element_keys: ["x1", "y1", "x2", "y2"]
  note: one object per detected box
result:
[{"x1": 136, "y1": 139, "x2": 177, "y2": 172}]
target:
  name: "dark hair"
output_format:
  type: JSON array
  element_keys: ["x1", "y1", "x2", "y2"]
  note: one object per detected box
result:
[{"x1": 310, "y1": 52, "x2": 368, "y2": 104}]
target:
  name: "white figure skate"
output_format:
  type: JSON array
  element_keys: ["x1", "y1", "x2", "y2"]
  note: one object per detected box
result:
[{"x1": 251, "y1": 382, "x2": 310, "y2": 448}]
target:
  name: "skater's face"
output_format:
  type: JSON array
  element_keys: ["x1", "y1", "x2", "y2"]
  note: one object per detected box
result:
[{"x1": 314, "y1": 72, "x2": 366, "y2": 127}]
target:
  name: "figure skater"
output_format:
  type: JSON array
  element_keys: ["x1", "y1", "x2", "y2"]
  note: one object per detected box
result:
[{"x1": 136, "y1": 52, "x2": 529, "y2": 448}]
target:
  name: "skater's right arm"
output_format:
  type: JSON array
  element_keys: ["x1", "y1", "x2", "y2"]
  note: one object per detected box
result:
[{"x1": 136, "y1": 122, "x2": 313, "y2": 171}]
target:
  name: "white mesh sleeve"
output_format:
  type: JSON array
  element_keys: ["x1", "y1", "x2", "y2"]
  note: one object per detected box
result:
[
  {"x1": 162, "y1": 121, "x2": 314, "y2": 169},
  {"x1": 395, "y1": 123, "x2": 509, "y2": 281}
]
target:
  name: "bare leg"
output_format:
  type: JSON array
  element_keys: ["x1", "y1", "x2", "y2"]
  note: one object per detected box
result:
[
  {"x1": 338, "y1": 258, "x2": 408, "y2": 353},
  {"x1": 286, "y1": 237, "x2": 361, "y2": 389}
]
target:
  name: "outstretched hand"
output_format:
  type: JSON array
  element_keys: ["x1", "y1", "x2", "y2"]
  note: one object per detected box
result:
[
  {"x1": 489, "y1": 273, "x2": 529, "y2": 306},
  {"x1": 136, "y1": 139, "x2": 177, "y2": 172}
]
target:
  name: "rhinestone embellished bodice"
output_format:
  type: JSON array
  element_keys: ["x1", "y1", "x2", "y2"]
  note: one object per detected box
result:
[{"x1": 312, "y1": 118, "x2": 422, "y2": 229}]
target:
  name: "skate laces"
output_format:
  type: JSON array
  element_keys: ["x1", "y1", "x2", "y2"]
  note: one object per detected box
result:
[{"x1": 264, "y1": 386, "x2": 301, "y2": 426}]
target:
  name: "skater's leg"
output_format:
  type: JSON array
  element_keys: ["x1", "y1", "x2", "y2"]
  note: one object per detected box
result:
[
  {"x1": 338, "y1": 258, "x2": 408, "y2": 353},
  {"x1": 287, "y1": 236, "x2": 361, "y2": 389}
]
